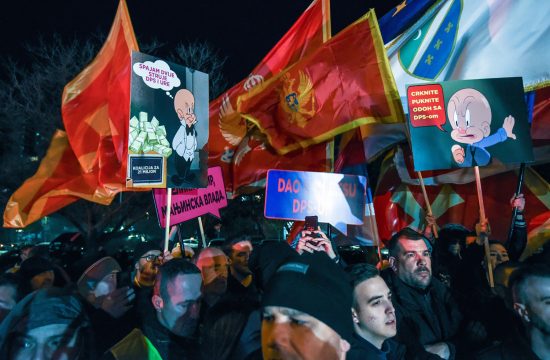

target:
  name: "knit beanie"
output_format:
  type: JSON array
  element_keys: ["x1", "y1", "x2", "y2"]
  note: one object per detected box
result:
[{"x1": 262, "y1": 252, "x2": 353, "y2": 342}]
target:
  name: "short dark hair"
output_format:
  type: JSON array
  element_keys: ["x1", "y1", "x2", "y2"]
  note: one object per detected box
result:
[
  {"x1": 509, "y1": 263, "x2": 550, "y2": 304},
  {"x1": 387, "y1": 227, "x2": 431, "y2": 258},
  {"x1": 154, "y1": 259, "x2": 201, "y2": 300},
  {"x1": 347, "y1": 263, "x2": 379, "y2": 290},
  {"x1": 0, "y1": 273, "x2": 25, "y2": 302},
  {"x1": 221, "y1": 234, "x2": 252, "y2": 257}
]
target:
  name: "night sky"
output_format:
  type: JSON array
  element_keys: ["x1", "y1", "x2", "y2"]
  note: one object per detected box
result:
[{"x1": 1, "y1": 0, "x2": 401, "y2": 86}]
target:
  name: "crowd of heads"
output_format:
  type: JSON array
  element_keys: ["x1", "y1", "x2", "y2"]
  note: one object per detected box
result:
[{"x1": 0, "y1": 215, "x2": 548, "y2": 360}]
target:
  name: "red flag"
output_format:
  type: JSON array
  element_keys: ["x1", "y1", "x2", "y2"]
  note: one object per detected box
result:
[
  {"x1": 3, "y1": 131, "x2": 115, "y2": 228},
  {"x1": 61, "y1": 0, "x2": 138, "y2": 184},
  {"x1": 532, "y1": 85, "x2": 550, "y2": 141},
  {"x1": 208, "y1": 0, "x2": 331, "y2": 194},
  {"x1": 238, "y1": 10, "x2": 404, "y2": 155},
  {"x1": 373, "y1": 147, "x2": 550, "y2": 244}
]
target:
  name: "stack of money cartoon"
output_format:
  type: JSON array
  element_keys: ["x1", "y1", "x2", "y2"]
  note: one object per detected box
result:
[{"x1": 129, "y1": 111, "x2": 172, "y2": 156}]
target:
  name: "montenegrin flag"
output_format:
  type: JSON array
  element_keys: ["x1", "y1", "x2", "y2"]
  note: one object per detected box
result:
[
  {"x1": 208, "y1": 0, "x2": 331, "y2": 194},
  {"x1": 388, "y1": 0, "x2": 550, "y2": 110},
  {"x1": 61, "y1": 0, "x2": 138, "y2": 181},
  {"x1": 4, "y1": 1, "x2": 143, "y2": 228},
  {"x1": 238, "y1": 9, "x2": 404, "y2": 155},
  {"x1": 3, "y1": 131, "x2": 115, "y2": 228}
]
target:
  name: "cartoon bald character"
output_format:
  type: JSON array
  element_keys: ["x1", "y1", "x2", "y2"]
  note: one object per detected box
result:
[
  {"x1": 448, "y1": 88, "x2": 516, "y2": 167},
  {"x1": 172, "y1": 89, "x2": 198, "y2": 185}
]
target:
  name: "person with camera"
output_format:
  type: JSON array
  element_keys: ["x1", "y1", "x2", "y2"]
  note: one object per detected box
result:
[{"x1": 295, "y1": 216, "x2": 343, "y2": 266}]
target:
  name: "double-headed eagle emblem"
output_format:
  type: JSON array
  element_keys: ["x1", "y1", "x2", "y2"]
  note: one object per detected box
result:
[{"x1": 280, "y1": 71, "x2": 315, "y2": 128}]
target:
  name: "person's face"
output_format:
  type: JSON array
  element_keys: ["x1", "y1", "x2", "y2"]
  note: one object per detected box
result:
[
  {"x1": 352, "y1": 276, "x2": 396, "y2": 349},
  {"x1": 196, "y1": 250, "x2": 228, "y2": 297},
  {"x1": 448, "y1": 88, "x2": 491, "y2": 144},
  {"x1": 262, "y1": 306, "x2": 349, "y2": 360},
  {"x1": 391, "y1": 238, "x2": 432, "y2": 289},
  {"x1": 489, "y1": 243, "x2": 509, "y2": 269},
  {"x1": 521, "y1": 276, "x2": 550, "y2": 335},
  {"x1": 0, "y1": 285, "x2": 17, "y2": 323},
  {"x1": 30, "y1": 270, "x2": 55, "y2": 291},
  {"x1": 230, "y1": 241, "x2": 253, "y2": 275},
  {"x1": 136, "y1": 250, "x2": 162, "y2": 287},
  {"x1": 156, "y1": 273, "x2": 202, "y2": 337},
  {"x1": 10, "y1": 323, "x2": 81, "y2": 360}
]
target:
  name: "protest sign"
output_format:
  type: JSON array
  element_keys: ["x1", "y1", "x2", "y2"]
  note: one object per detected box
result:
[
  {"x1": 127, "y1": 51, "x2": 209, "y2": 188},
  {"x1": 407, "y1": 77, "x2": 534, "y2": 171},
  {"x1": 153, "y1": 167, "x2": 227, "y2": 228},
  {"x1": 265, "y1": 170, "x2": 366, "y2": 234}
]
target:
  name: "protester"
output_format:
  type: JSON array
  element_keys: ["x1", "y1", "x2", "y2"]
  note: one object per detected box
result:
[
  {"x1": 0, "y1": 287, "x2": 94, "y2": 360},
  {"x1": 475, "y1": 263, "x2": 550, "y2": 359},
  {"x1": 295, "y1": 226, "x2": 343, "y2": 266},
  {"x1": 0, "y1": 273, "x2": 24, "y2": 324},
  {"x1": 222, "y1": 235, "x2": 257, "y2": 298},
  {"x1": 76, "y1": 256, "x2": 137, "y2": 355},
  {"x1": 131, "y1": 241, "x2": 163, "y2": 289},
  {"x1": 261, "y1": 252, "x2": 353, "y2": 360},
  {"x1": 18, "y1": 256, "x2": 56, "y2": 292},
  {"x1": 105, "y1": 258, "x2": 202, "y2": 360},
  {"x1": 346, "y1": 263, "x2": 405, "y2": 359},
  {"x1": 5, "y1": 244, "x2": 33, "y2": 274},
  {"x1": 382, "y1": 227, "x2": 464, "y2": 359},
  {"x1": 195, "y1": 247, "x2": 229, "y2": 308}
]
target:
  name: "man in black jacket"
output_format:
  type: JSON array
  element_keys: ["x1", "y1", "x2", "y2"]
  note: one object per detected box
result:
[{"x1": 382, "y1": 228, "x2": 463, "y2": 360}]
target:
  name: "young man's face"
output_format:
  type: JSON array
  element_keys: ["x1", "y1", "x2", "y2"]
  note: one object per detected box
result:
[
  {"x1": 230, "y1": 241, "x2": 253, "y2": 275},
  {"x1": 521, "y1": 276, "x2": 550, "y2": 335},
  {"x1": 155, "y1": 273, "x2": 202, "y2": 338},
  {"x1": 262, "y1": 306, "x2": 349, "y2": 360},
  {"x1": 10, "y1": 323, "x2": 81, "y2": 360},
  {"x1": 392, "y1": 238, "x2": 432, "y2": 289},
  {"x1": 352, "y1": 276, "x2": 396, "y2": 348}
]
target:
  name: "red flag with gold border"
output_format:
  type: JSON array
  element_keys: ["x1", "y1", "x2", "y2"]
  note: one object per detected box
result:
[
  {"x1": 61, "y1": 0, "x2": 138, "y2": 186},
  {"x1": 209, "y1": 0, "x2": 331, "y2": 194},
  {"x1": 238, "y1": 10, "x2": 404, "y2": 155}
]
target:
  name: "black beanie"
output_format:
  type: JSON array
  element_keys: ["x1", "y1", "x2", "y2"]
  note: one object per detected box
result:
[
  {"x1": 262, "y1": 252, "x2": 353, "y2": 342},
  {"x1": 132, "y1": 241, "x2": 162, "y2": 263},
  {"x1": 19, "y1": 257, "x2": 55, "y2": 280}
]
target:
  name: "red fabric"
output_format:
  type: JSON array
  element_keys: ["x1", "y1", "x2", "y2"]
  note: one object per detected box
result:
[
  {"x1": 208, "y1": 0, "x2": 329, "y2": 194},
  {"x1": 237, "y1": 10, "x2": 403, "y2": 155}
]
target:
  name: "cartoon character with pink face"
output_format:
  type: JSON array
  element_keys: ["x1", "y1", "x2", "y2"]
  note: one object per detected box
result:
[
  {"x1": 448, "y1": 88, "x2": 516, "y2": 167},
  {"x1": 172, "y1": 89, "x2": 198, "y2": 184}
]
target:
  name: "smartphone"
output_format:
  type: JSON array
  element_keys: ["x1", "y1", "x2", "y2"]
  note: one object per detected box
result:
[{"x1": 304, "y1": 215, "x2": 318, "y2": 231}]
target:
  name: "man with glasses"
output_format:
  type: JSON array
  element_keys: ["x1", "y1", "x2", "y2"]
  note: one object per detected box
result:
[{"x1": 132, "y1": 242, "x2": 163, "y2": 289}]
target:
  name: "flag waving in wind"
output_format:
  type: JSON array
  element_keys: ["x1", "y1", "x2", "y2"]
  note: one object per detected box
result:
[
  {"x1": 238, "y1": 10, "x2": 404, "y2": 155},
  {"x1": 4, "y1": 0, "x2": 141, "y2": 228},
  {"x1": 208, "y1": 0, "x2": 331, "y2": 194},
  {"x1": 388, "y1": 0, "x2": 550, "y2": 108}
]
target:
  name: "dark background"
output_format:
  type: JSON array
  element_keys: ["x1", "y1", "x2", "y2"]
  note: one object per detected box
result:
[{"x1": 1, "y1": 0, "x2": 402, "y2": 86}]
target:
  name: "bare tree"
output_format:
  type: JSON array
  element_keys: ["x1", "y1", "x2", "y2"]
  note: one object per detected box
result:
[{"x1": 0, "y1": 34, "x2": 228, "y2": 254}]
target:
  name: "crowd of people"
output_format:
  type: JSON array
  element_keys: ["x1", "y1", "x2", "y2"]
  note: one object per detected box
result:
[{"x1": 0, "y1": 194, "x2": 548, "y2": 360}]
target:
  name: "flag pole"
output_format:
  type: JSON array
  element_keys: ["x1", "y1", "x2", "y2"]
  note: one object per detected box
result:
[
  {"x1": 507, "y1": 163, "x2": 526, "y2": 243},
  {"x1": 198, "y1": 216, "x2": 207, "y2": 248},
  {"x1": 417, "y1": 171, "x2": 438, "y2": 239},
  {"x1": 366, "y1": 188, "x2": 382, "y2": 263},
  {"x1": 474, "y1": 166, "x2": 494, "y2": 288},
  {"x1": 164, "y1": 188, "x2": 173, "y2": 252}
]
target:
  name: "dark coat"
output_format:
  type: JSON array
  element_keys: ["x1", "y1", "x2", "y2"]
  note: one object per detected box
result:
[
  {"x1": 382, "y1": 270, "x2": 463, "y2": 360},
  {"x1": 347, "y1": 333, "x2": 406, "y2": 360}
]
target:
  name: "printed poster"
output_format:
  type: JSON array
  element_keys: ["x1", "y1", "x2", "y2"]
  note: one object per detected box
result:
[
  {"x1": 127, "y1": 51, "x2": 209, "y2": 188},
  {"x1": 407, "y1": 77, "x2": 533, "y2": 171}
]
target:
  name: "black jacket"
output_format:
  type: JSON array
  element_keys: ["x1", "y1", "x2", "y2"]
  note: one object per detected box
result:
[
  {"x1": 347, "y1": 333, "x2": 406, "y2": 360},
  {"x1": 382, "y1": 270, "x2": 463, "y2": 360}
]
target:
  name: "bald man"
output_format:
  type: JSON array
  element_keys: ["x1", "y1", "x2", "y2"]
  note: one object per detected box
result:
[
  {"x1": 172, "y1": 88, "x2": 198, "y2": 185},
  {"x1": 195, "y1": 247, "x2": 229, "y2": 307}
]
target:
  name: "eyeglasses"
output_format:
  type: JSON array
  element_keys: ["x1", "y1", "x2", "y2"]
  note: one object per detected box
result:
[{"x1": 141, "y1": 254, "x2": 162, "y2": 262}]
